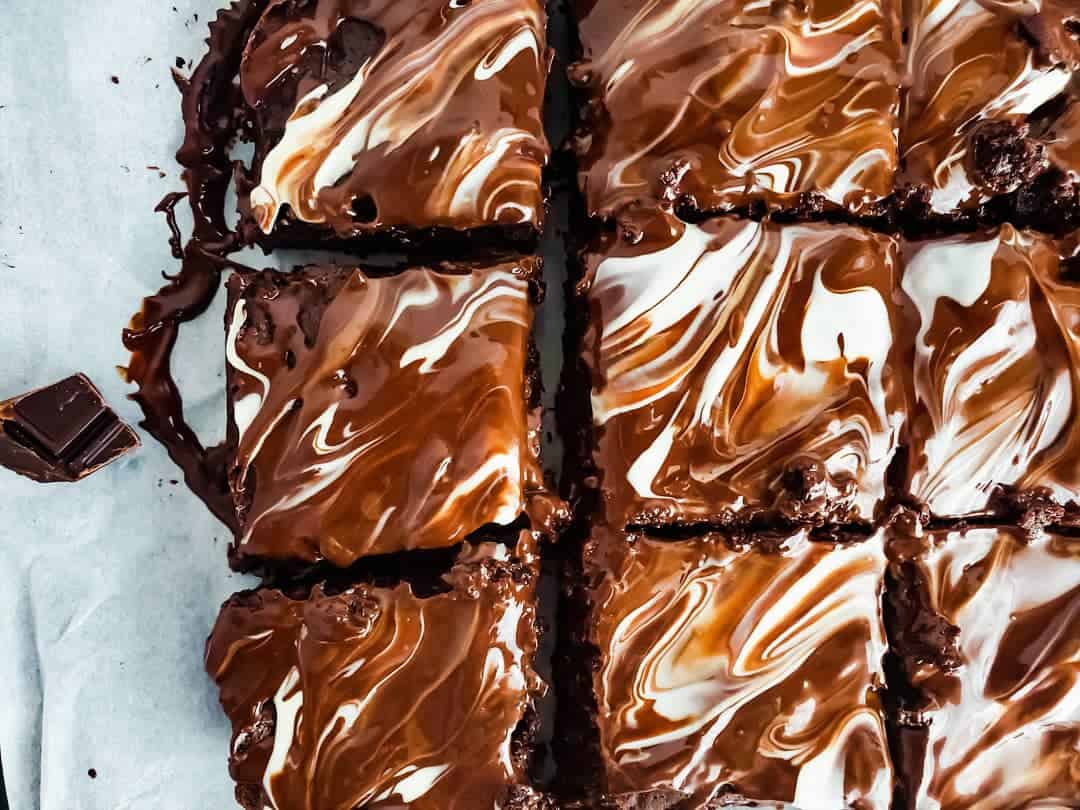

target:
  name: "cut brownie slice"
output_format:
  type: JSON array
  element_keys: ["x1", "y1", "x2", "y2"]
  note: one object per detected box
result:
[
  {"x1": 898, "y1": 226, "x2": 1080, "y2": 519},
  {"x1": 580, "y1": 210, "x2": 906, "y2": 528},
  {"x1": 225, "y1": 259, "x2": 546, "y2": 568},
  {"x1": 199, "y1": 0, "x2": 549, "y2": 249},
  {"x1": 885, "y1": 524, "x2": 1080, "y2": 810},
  {"x1": 568, "y1": 0, "x2": 901, "y2": 219},
  {"x1": 206, "y1": 534, "x2": 551, "y2": 810},
  {"x1": 582, "y1": 526, "x2": 894, "y2": 809},
  {"x1": 900, "y1": 0, "x2": 1080, "y2": 226}
]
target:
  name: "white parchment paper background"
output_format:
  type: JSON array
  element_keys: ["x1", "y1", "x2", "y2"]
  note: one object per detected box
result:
[{"x1": 0, "y1": 0, "x2": 569, "y2": 807}]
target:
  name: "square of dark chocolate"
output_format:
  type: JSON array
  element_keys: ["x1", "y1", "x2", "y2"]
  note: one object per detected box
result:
[
  {"x1": 0, "y1": 374, "x2": 140, "y2": 484},
  {"x1": 206, "y1": 535, "x2": 549, "y2": 810},
  {"x1": 583, "y1": 526, "x2": 894, "y2": 808},
  {"x1": 580, "y1": 211, "x2": 906, "y2": 528},
  {"x1": 225, "y1": 260, "x2": 544, "y2": 568},
  {"x1": 885, "y1": 524, "x2": 1080, "y2": 809},
  {"x1": 231, "y1": 0, "x2": 550, "y2": 248},
  {"x1": 898, "y1": 226, "x2": 1080, "y2": 518},
  {"x1": 568, "y1": 0, "x2": 902, "y2": 219},
  {"x1": 899, "y1": 0, "x2": 1080, "y2": 222}
]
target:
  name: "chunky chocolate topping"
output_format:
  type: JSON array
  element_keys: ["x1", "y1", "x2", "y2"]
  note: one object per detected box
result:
[
  {"x1": 236, "y1": 0, "x2": 550, "y2": 241},
  {"x1": 585, "y1": 527, "x2": 894, "y2": 808},
  {"x1": 0, "y1": 375, "x2": 140, "y2": 484},
  {"x1": 568, "y1": 0, "x2": 902, "y2": 219},
  {"x1": 581, "y1": 211, "x2": 906, "y2": 528},
  {"x1": 226, "y1": 261, "x2": 546, "y2": 568},
  {"x1": 900, "y1": 226, "x2": 1080, "y2": 517},
  {"x1": 885, "y1": 526, "x2": 1080, "y2": 810},
  {"x1": 206, "y1": 536, "x2": 546, "y2": 810}
]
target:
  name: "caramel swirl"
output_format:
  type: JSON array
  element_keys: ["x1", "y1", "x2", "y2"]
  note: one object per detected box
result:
[
  {"x1": 890, "y1": 527, "x2": 1080, "y2": 809},
  {"x1": 587, "y1": 527, "x2": 893, "y2": 808},
  {"x1": 206, "y1": 538, "x2": 543, "y2": 809},
  {"x1": 582, "y1": 212, "x2": 906, "y2": 527},
  {"x1": 226, "y1": 262, "x2": 543, "y2": 567},
  {"x1": 240, "y1": 0, "x2": 549, "y2": 235}
]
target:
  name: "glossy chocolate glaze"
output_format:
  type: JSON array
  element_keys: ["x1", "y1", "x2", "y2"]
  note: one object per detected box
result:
[
  {"x1": 584, "y1": 526, "x2": 893, "y2": 809},
  {"x1": 885, "y1": 524, "x2": 1080, "y2": 810},
  {"x1": 237, "y1": 0, "x2": 550, "y2": 241},
  {"x1": 900, "y1": 226, "x2": 1080, "y2": 518},
  {"x1": 206, "y1": 535, "x2": 549, "y2": 810},
  {"x1": 580, "y1": 213, "x2": 1080, "y2": 528},
  {"x1": 568, "y1": 0, "x2": 902, "y2": 220},
  {"x1": 569, "y1": 0, "x2": 1080, "y2": 224},
  {"x1": 580, "y1": 210, "x2": 907, "y2": 528},
  {"x1": 226, "y1": 261, "x2": 550, "y2": 567}
]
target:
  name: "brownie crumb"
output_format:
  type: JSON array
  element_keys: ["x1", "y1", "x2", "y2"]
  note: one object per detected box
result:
[{"x1": 969, "y1": 121, "x2": 1048, "y2": 194}]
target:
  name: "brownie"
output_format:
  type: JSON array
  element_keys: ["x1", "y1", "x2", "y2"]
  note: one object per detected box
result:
[
  {"x1": 899, "y1": 0, "x2": 1080, "y2": 228},
  {"x1": 205, "y1": 533, "x2": 552, "y2": 810},
  {"x1": 899, "y1": 226, "x2": 1080, "y2": 520},
  {"x1": 567, "y1": 0, "x2": 903, "y2": 220},
  {"x1": 189, "y1": 0, "x2": 550, "y2": 251},
  {"x1": 884, "y1": 523, "x2": 1080, "y2": 810},
  {"x1": 579, "y1": 526, "x2": 894, "y2": 809},
  {"x1": 579, "y1": 210, "x2": 906, "y2": 528},
  {"x1": 567, "y1": 0, "x2": 1080, "y2": 228},
  {"x1": 577, "y1": 211, "x2": 1080, "y2": 529},
  {"x1": 224, "y1": 259, "x2": 550, "y2": 569}
]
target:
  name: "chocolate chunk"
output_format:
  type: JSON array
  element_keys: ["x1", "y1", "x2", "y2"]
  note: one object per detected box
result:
[{"x1": 0, "y1": 374, "x2": 139, "y2": 483}]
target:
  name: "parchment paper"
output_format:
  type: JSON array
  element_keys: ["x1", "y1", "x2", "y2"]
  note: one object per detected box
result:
[{"x1": 0, "y1": 1, "x2": 570, "y2": 808}]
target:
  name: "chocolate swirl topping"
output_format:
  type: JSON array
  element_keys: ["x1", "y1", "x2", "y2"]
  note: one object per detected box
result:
[
  {"x1": 569, "y1": 0, "x2": 902, "y2": 219},
  {"x1": 586, "y1": 527, "x2": 893, "y2": 808},
  {"x1": 900, "y1": 226, "x2": 1080, "y2": 516},
  {"x1": 206, "y1": 537, "x2": 545, "y2": 810},
  {"x1": 582, "y1": 212, "x2": 1080, "y2": 527},
  {"x1": 226, "y1": 261, "x2": 547, "y2": 568},
  {"x1": 239, "y1": 0, "x2": 550, "y2": 238},
  {"x1": 886, "y1": 526, "x2": 1080, "y2": 809},
  {"x1": 569, "y1": 0, "x2": 1080, "y2": 223},
  {"x1": 582, "y1": 212, "x2": 906, "y2": 528}
]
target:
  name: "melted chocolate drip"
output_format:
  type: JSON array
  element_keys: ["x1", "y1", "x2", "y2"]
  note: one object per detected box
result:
[{"x1": 121, "y1": 2, "x2": 266, "y2": 529}]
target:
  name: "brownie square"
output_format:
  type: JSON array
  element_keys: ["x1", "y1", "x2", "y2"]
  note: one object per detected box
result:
[
  {"x1": 582, "y1": 526, "x2": 893, "y2": 808},
  {"x1": 899, "y1": 0, "x2": 1080, "y2": 225},
  {"x1": 580, "y1": 211, "x2": 906, "y2": 528},
  {"x1": 885, "y1": 524, "x2": 1080, "y2": 810},
  {"x1": 221, "y1": 0, "x2": 549, "y2": 249},
  {"x1": 225, "y1": 259, "x2": 545, "y2": 568},
  {"x1": 568, "y1": 0, "x2": 902, "y2": 219},
  {"x1": 206, "y1": 535, "x2": 550, "y2": 810},
  {"x1": 898, "y1": 226, "x2": 1080, "y2": 519}
]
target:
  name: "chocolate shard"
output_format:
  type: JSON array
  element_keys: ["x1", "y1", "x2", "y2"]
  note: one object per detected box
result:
[{"x1": 0, "y1": 374, "x2": 140, "y2": 483}]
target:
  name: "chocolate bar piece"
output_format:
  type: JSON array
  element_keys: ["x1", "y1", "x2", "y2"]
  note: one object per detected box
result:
[{"x1": 0, "y1": 374, "x2": 139, "y2": 483}]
